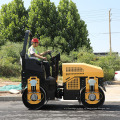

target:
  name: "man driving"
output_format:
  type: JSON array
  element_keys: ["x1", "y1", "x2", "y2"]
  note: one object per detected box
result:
[{"x1": 28, "y1": 38, "x2": 51, "y2": 78}]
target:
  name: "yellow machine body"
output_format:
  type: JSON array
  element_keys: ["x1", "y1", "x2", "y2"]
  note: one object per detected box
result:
[
  {"x1": 62, "y1": 63, "x2": 104, "y2": 83},
  {"x1": 27, "y1": 77, "x2": 41, "y2": 104},
  {"x1": 62, "y1": 63, "x2": 104, "y2": 104}
]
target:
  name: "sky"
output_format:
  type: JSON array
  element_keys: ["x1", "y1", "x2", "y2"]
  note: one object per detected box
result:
[{"x1": 0, "y1": 0, "x2": 120, "y2": 54}]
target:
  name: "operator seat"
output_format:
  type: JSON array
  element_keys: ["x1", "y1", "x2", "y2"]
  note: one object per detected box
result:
[{"x1": 24, "y1": 53, "x2": 43, "y2": 72}]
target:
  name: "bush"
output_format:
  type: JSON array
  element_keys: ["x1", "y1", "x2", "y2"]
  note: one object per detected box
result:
[
  {"x1": 77, "y1": 47, "x2": 95, "y2": 64},
  {"x1": 0, "y1": 33, "x2": 5, "y2": 47},
  {"x1": 0, "y1": 42, "x2": 22, "y2": 77},
  {"x1": 0, "y1": 60, "x2": 21, "y2": 77},
  {"x1": 96, "y1": 55, "x2": 120, "y2": 81},
  {"x1": 1, "y1": 42, "x2": 120, "y2": 82},
  {"x1": 60, "y1": 47, "x2": 120, "y2": 81},
  {"x1": 77, "y1": 48, "x2": 120, "y2": 81}
]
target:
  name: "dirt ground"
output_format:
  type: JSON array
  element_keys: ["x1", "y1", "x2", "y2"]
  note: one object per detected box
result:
[
  {"x1": 0, "y1": 79, "x2": 21, "y2": 97},
  {"x1": 0, "y1": 79, "x2": 20, "y2": 87}
]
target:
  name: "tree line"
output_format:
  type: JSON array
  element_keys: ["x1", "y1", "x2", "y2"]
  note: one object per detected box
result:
[
  {"x1": 0, "y1": 0, "x2": 120, "y2": 81},
  {"x1": 0, "y1": 0, "x2": 92, "y2": 54}
]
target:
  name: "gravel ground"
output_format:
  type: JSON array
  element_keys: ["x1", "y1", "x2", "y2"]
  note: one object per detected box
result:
[{"x1": 105, "y1": 85, "x2": 120, "y2": 101}]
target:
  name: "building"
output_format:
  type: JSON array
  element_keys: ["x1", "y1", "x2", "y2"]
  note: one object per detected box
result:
[{"x1": 94, "y1": 52, "x2": 119, "y2": 56}]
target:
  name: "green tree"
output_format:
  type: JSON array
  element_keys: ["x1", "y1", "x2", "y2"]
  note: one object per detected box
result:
[
  {"x1": 40, "y1": 35, "x2": 52, "y2": 48},
  {"x1": 0, "y1": 33, "x2": 5, "y2": 47},
  {"x1": 0, "y1": 8, "x2": 5, "y2": 46},
  {"x1": 58, "y1": 0, "x2": 92, "y2": 53},
  {"x1": 28, "y1": 0, "x2": 58, "y2": 40},
  {"x1": 0, "y1": 0, "x2": 28, "y2": 42},
  {"x1": 77, "y1": 47, "x2": 94, "y2": 64},
  {"x1": 53, "y1": 36, "x2": 67, "y2": 52},
  {"x1": 39, "y1": 35, "x2": 67, "y2": 53}
]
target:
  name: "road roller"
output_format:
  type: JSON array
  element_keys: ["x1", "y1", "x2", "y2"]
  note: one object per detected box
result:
[{"x1": 20, "y1": 30, "x2": 106, "y2": 109}]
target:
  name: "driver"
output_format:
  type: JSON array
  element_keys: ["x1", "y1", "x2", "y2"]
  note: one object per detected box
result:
[{"x1": 28, "y1": 38, "x2": 51, "y2": 78}]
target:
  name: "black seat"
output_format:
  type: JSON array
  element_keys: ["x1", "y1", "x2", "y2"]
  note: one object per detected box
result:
[
  {"x1": 25, "y1": 53, "x2": 29, "y2": 59},
  {"x1": 25, "y1": 58, "x2": 43, "y2": 72}
]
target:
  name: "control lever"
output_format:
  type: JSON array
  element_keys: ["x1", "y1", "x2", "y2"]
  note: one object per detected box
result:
[{"x1": 48, "y1": 52, "x2": 52, "y2": 58}]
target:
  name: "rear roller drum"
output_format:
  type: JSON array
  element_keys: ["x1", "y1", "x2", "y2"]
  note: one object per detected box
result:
[
  {"x1": 81, "y1": 87, "x2": 105, "y2": 108},
  {"x1": 22, "y1": 87, "x2": 46, "y2": 110}
]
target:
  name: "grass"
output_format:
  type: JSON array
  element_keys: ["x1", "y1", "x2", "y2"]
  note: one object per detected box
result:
[{"x1": 0, "y1": 76, "x2": 21, "y2": 82}]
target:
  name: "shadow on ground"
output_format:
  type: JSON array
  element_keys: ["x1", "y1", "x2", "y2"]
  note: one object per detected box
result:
[{"x1": 39, "y1": 104, "x2": 120, "y2": 111}]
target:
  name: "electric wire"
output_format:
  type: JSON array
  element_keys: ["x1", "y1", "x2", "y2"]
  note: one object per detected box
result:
[{"x1": 80, "y1": 9, "x2": 120, "y2": 23}]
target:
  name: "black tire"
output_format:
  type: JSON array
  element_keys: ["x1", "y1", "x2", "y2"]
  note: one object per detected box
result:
[
  {"x1": 81, "y1": 87, "x2": 105, "y2": 108},
  {"x1": 22, "y1": 87, "x2": 46, "y2": 110}
]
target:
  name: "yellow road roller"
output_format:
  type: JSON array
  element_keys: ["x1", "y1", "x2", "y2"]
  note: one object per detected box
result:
[{"x1": 20, "y1": 30, "x2": 105, "y2": 109}]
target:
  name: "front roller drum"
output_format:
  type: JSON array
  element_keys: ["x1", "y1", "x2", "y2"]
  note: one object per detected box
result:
[
  {"x1": 81, "y1": 87, "x2": 105, "y2": 108},
  {"x1": 22, "y1": 87, "x2": 46, "y2": 110}
]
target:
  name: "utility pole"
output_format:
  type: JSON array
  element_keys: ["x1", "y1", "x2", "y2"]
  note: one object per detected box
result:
[{"x1": 109, "y1": 9, "x2": 112, "y2": 55}]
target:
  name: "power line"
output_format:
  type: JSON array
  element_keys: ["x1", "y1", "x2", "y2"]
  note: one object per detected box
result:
[
  {"x1": 81, "y1": 13, "x2": 108, "y2": 16},
  {"x1": 82, "y1": 17, "x2": 108, "y2": 20},
  {"x1": 111, "y1": 8, "x2": 120, "y2": 11},
  {"x1": 81, "y1": 15, "x2": 108, "y2": 18},
  {"x1": 100, "y1": 32, "x2": 120, "y2": 34},
  {"x1": 83, "y1": 19, "x2": 108, "y2": 23},
  {"x1": 80, "y1": 8, "x2": 120, "y2": 21},
  {"x1": 112, "y1": 16, "x2": 120, "y2": 18},
  {"x1": 89, "y1": 32, "x2": 120, "y2": 35},
  {"x1": 80, "y1": 9, "x2": 109, "y2": 13},
  {"x1": 80, "y1": 10, "x2": 120, "y2": 23},
  {"x1": 112, "y1": 19, "x2": 120, "y2": 21},
  {"x1": 80, "y1": 8, "x2": 120, "y2": 14},
  {"x1": 80, "y1": 11, "x2": 108, "y2": 23}
]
